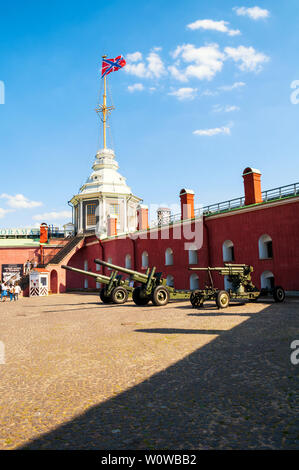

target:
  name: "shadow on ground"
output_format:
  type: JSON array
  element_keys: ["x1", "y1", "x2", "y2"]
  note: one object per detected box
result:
[{"x1": 20, "y1": 303, "x2": 298, "y2": 450}]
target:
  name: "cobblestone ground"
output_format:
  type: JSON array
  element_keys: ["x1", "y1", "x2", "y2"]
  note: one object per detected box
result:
[{"x1": 0, "y1": 293, "x2": 298, "y2": 450}]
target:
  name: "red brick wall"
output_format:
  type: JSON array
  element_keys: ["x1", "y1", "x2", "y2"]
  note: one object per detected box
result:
[{"x1": 65, "y1": 198, "x2": 299, "y2": 292}]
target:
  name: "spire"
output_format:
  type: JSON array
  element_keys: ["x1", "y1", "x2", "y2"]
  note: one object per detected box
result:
[{"x1": 95, "y1": 55, "x2": 115, "y2": 149}]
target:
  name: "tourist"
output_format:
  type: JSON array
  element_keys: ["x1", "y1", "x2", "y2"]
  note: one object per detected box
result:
[
  {"x1": 1, "y1": 283, "x2": 8, "y2": 302},
  {"x1": 9, "y1": 285, "x2": 15, "y2": 302},
  {"x1": 14, "y1": 284, "x2": 21, "y2": 301}
]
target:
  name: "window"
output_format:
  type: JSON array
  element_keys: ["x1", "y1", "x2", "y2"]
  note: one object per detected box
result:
[
  {"x1": 165, "y1": 248, "x2": 173, "y2": 266},
  {"x1": 142, "y1": 251, "x2": 149, "y2": 268},
  {"x1": 125, "y1": 254, "x2": 131, "y2": 269},
  {"x1": 188, "y1": 248, "x2": 198, "y2": 265},
  {"x1": 96, "y1": 282, "x2": 101, "y2": 289},
  {"x1": 109, "y1": 204, "x2": 120, "y2": 217},
  {"x1": 259, "y1": 234, "x2": 273, "y2": 259},
  {"x1": 86, "y1": 203, "x2": 96, "y2": 226},
  {"x1": 84, "y1": 260, "x2": 88, "y2": 271},
  {"x1": 223, "y1": 240, "x2": 235, "y2": 262},
  {"x1": 107, "y1": 257, "x2": 112, "y2": 271},
  {"x1": 84, "y1": 279, "x2": 88, "y2": 289},
  {"x1": 190, "y1": 273, "x2": 199, "y2": 290},
  {"x1": 166, "y1": 275, "x2": 174, "y2": 287},
  {"x1": 261, "y1": 271, "x2": 275, "y2": 289}
]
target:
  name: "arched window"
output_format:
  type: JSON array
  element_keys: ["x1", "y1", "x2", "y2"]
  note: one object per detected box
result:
[
  {"x1": 224, "y1": 275, "x2": 233, "y2": 291},
  {"x1": 259, "y1": 234, "x2": 273, "y2": 259},
  {"x1": 84, "y1": 278, "x2": 88, "y2": 289},
  {"x1": 188, "y1": 246, "x2": 198, "y2": 265},
  {"x1": 165, "y1": 248, "x2": 173, "y2": 266},
  {"x1": 223, "y1": 240, "x2": 235, "y2": 262},
  {"x1": 166, "y1": 274, "x2": 174, "y2": 287},
  {"x1": 142, "y1": 251, "x2": 149, "y2": 268},
  {"x1": 190, "y1": 273, "x2": 199, "y2": 290},
  {"x1": 125, "y1": 254, "x2": 131, "y2": 269},
  {"x1": 84, "y1": 260, "x2": 88, "y2": 271},
  {"x1": 261, "y1": 271, "x2": 275, "y2": 289}
]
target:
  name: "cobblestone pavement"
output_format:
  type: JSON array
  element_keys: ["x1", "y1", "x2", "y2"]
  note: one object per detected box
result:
[{"x1": 0, "y1": 293, "x2": 298, "y2": 449}]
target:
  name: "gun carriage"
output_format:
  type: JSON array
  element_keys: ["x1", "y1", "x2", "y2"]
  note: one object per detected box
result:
[
  {"x1": 94, "y1": 259, "x2": 191, "y2": 306},
  {"x1": 61, "y1": 265, "x2": 133, "y2": 304},
  {"x1": 189, "y1": 264, "x2": 285, "y2": 308}
]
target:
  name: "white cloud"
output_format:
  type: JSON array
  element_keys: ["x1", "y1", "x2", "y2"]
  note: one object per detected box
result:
[
  {"x1": 0, "y1": 193, "x2": 43, "y2": 209},
  {"x1": 213, "y1": 104, "x2": 240, "y2": 113},
  {"x1": 32, "y1": 211, "x2": 72, "y2": 221},
  {"x1": 128, "y1": 83, "x2": 144, "y2": 92},
  {"x1": 187, "y1": 19, "x2": 240, "y2": 36},
  {"x1": 0, "y1": 208, "x2": 12, "y2": 218},
  {"x1": 168, "y1": 65, "x2": 188, "y2": 82},
  {"x1": 193, "y1": 125, "x2": 231, "y2": 136},
  {"x1": 125, "y1": 50, "x2": 166, "y2": 79},
  {"x1": 225, "y1": 45, "x2": 269, "y2": 72},
  {"x1": 126, "y1": 51, "x2": 143, "y2": 63},
  {"x1": 233, "y1": 6, "x2": 270, "y2": 20},
  {"x1": 168, "y1": 87, "x2": 198, "y2": 100},
  {"x1": 218, "y1": 81, "x2": 246, "y2": 91},
  {"x1": 172, "y1": 43, "x2": 225, "y2": 81}
]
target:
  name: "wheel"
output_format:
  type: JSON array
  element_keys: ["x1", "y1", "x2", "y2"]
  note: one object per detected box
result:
[
  {"x1": 190, "y1": 290, "x2": 204, "y2": 308},
  {"x1": 216, "y1": 290, "x2": 230, "y2": 309},
  {"x1": 152, "y1": 286, "x2": 170, "y2": 306},
  {"x1": 99, "y1": 288, "x2": 112, "y2": 304},
  {"x1": 132, "y1": 286, "x2": 151, "y2": 306},
  {"x1": 111, "y1": 286, "x2": 128, "y2": 304},
  {"x1": 273, "y1": 286, "x2": 285, "y2": 303}
]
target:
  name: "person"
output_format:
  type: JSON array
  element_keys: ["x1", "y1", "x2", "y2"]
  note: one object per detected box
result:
[
  {"x1": 1, "y1": 283, "x2": 8, "y2": 302},
  {"x1": 14, "y1": 284, "x2": 21, "y2": 301},
  {"x1": 25, "y1": 260, "x2": 31, "y2": 275},
  {"x1": 9, "y1": 284, "x2": 15, "y2": 302}
]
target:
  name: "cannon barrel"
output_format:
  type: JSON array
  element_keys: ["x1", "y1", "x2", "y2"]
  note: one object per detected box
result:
[
  {"x1": 62, "y1": 265, "x2": 111, "y2": 283},
  {"x1": 189, "y1": 266, "x2": 252, "y2": 273},
  {"x1": 94, "y1": 259, "x2": 148, "y2": 283}
]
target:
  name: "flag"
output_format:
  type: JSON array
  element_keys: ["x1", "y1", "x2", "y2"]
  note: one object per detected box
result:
[{"x1": 101, "y1": 56, "x2": 126, "y2": 78}]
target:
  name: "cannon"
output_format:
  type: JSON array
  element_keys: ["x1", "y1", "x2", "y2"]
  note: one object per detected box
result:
[
  {"x1": 61, "y1": 265, "x2": 133, "y2": 304},
  {"x1": 189, "y1": 264, "x2": 285, "y2": 308},
  {"x1": 94, "y1": 259, "x2": 191, "y2": 306}
]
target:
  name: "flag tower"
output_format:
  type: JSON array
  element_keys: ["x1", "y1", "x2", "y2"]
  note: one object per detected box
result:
[{"x1": 69, "y1": 54, "x2": 142, "y2": 238}]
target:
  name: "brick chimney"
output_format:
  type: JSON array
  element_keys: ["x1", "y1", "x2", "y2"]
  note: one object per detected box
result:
[
  {"x1": 107, "y1": 215, "x2": 117, "y2": 237},
  {"x1": 242, "y1": 167, "x2": 263, "y2": 205},
  {"x1": 137, "y1": 205, "x2": 149, "y2": 230},
  {"x1": 180, "y1": 189, "x2": 195, "y2": 220}
]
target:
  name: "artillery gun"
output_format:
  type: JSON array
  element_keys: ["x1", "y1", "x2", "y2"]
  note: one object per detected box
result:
[
  {"x1": 94, "y1": 259, "x2": 191, "y2": 306},
  {"x1": 189, "y1": 264, "x2": 285, "y2": 308},
  {"x1": 61, "y1": 265, "x2": 133, "y2": 304}
]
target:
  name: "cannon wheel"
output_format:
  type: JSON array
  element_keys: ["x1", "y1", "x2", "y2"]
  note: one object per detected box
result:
[
  {"x1": 132, "y1": 286, "x2": 151, "y2": 306},
  {"x1": 273, "y1": 286, "x2": 285, "y2": 303},
  {"x1": 152, "y1": 286, "x2": 170, "y2": 306},
  {"x1": 190, "y1": 290, "x2": 204, "y2": 308},
  {"x1": 111, "y1": 286, "x2": 128, "y2": 304},
  {"x1": 100, "y1": 288, "x2": 112, "y2": 304},
  {"x1": 216, "y1": 290, "x2": 230, "y2": 309}
]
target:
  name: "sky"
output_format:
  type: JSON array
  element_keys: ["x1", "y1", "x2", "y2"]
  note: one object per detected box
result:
[{"x1": 0, "y1": 0, "x2": 299, "y2": 228}]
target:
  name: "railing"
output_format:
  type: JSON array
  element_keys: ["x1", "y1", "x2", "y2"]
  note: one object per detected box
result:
[{"x1": 148, "y1": 181, "x2": 299, "y2": 229}]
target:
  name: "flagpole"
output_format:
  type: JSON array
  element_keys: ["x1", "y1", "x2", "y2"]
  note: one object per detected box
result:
[{"x1": 102, "y1": 54, "x2": 107, "y2": 149}]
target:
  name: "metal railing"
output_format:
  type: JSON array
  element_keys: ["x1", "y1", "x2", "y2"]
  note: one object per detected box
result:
[{"x1": 148, "y1": 181, "x2": 299, "y2": 229}]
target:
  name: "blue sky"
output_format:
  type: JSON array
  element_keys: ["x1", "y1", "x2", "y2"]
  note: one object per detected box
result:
[{"x1": 0, "y1": 0, "x2": 299, "y2": 227}]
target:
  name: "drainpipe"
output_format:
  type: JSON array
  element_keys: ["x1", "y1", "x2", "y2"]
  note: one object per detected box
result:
[{"x1": 98, "y1": 239, "x2": 105, "y2": 275}]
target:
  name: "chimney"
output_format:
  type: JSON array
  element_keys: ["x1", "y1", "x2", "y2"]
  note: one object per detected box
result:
[
  {"x1": 242, "y1": 167, "x2": 262, "y2": 205},
  {"x1": 107, "y1": 215, "x2": 117, "y2": 237},
  {"x1": 180, "y1": 189, "x2": 195, "y2": 220},
  {"x1": 40, "y1": 223, "x2": 48, "y2": 244},
  {"x1": 137, "y1": 205, "x2": 149, "y2": 230}
]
